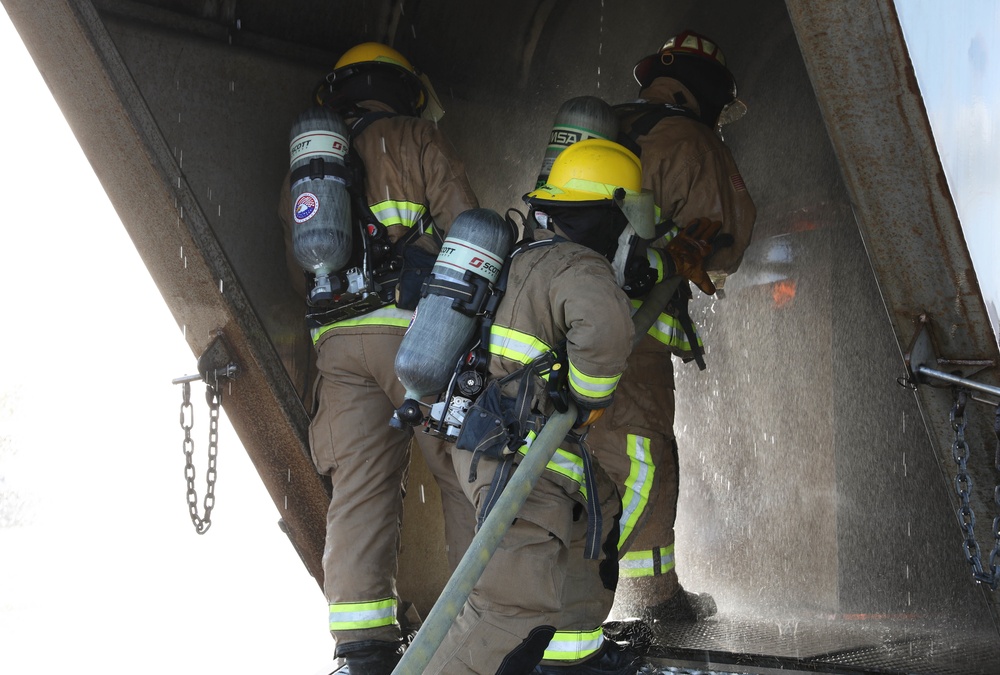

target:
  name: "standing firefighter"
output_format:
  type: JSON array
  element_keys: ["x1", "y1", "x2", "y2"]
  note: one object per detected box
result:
[
  {"x1": 427, "y1": 139, "x2": 669, "y2": 675},
  {"x1": 600, "y1": 30, "x2": 757, "y2": 627},
  {"x1": 426, "y1": 140, "x2": 641, "y2": 675},
  {"x1": 279, "y1": 42, "x2": 479, "y2": 675}
]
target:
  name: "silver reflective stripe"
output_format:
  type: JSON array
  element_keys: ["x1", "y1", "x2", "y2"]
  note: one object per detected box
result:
[
  {"x1": 618, "y1": 434, "x2": 653, "y2": 546},
  {"x1": 370, "y1": 200, "x2": 426, "y2": 228},
  {"x1": 542, "y1": 628, "x2": 605, "y2": 661},
  {"x1": 489, "y1": 325, "x2": 550, "y2": 365},
  {"x1": 567, "y1": 360, "x2": 621, "y2": 401},
  {"x1": 311, "y1": 306, "x2": 414, "y2": 343},
  {"x1": 619, "y1": 545, "x2": 675, "y2": 578},
  {"x1": 328, "y1": 598, "x2": 397, "y2": 630}
]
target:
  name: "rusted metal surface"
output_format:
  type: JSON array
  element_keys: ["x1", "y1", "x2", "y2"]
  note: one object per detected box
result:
[
  {"x1": 784, "y1": 0, "x2": 998, "y2": 371},
  {"x1": 785, "y1": 0, "x2": 1000, "y2": 615}
]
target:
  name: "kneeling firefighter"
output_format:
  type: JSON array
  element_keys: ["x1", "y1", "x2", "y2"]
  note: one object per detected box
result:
[
  {"x1": 277, "y1": 42, "x2": 480, "y2": 675},
  {"x1": 423, "y1": 139, "x2": 646, "y2": 675}
]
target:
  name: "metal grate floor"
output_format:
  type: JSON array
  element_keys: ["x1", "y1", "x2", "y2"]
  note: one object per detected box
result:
[{"x1": 636, "y1": 614, "x2": 1000, "y2": 675}]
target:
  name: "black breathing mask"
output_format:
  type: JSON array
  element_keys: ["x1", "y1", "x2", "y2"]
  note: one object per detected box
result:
[{"x1": 535, "y1": 201, "x2": 629, "y2": 261}]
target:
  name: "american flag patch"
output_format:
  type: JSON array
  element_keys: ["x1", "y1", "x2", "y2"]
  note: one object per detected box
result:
[{"x1": 730, "y1": 173, "x2": 747, "y2": 191}]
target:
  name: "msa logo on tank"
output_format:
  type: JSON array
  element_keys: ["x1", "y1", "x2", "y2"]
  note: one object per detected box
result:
[
  {"x1": 437, "y1": 240, "x2": 504, "y2": 283},
  {"x1": 536, "y1": 96, "x2": 618, "y2": 188},
  {"x1": 549, "y1": 127, "x2": 584, "y2": 146}
]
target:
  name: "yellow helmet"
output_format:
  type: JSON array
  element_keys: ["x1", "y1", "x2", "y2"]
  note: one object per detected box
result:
[
  {"x1": 334, "y1": 42, "x2": 417, "y2": 74},
  {"x1": 526, "y1": 139, "x2": 642, "y2": 205},
  {"x1": 325, "y1": 42, "x2": 427, "y2": 113}
]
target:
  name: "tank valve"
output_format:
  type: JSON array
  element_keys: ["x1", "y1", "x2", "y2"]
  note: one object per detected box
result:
[{"x1": 390, "y1": 399, "x2": 424, "y2": 429}]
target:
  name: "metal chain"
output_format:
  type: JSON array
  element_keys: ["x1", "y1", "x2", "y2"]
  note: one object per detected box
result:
[
  {"x1": 179, "y1": 379, "x2": 220, "y2": 534},
  {"x1": 950, "y1": 390, "x2": 1000, "y2": 589}
]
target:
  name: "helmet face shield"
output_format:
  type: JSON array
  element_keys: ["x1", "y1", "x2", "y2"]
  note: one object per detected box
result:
[
  {"x1": 718, "y1": 98, "x2": 748, "y2": 127},
  {"x1": 617, "y1": 189, "x2": 656, "y2": 240},
  {"x1": 418, "y1": 71, "x2": 445, "y2": 122}
]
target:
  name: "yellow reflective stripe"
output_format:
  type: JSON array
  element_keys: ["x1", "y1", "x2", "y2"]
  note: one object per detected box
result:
[
  {"x1": 520, "y1": 430, "x2": 587, "y2": 498},
  {"x1": 567, "y1": 360, "x2": 621, "y2": 402},
  {"x1": 489, "y1": 325, "x2": 551, "y2": 367},
  {"x1": 618, "y1": 434, "x2": 654, "y2": 546},
  {"x1": 311, "y1": 306, "x2": 414, "y2": 344},
  {"x1": 561, "y1": 177, "x2": 619, "y2": 197},
  {"x1": 619, "y1": 544, "x2": 675, "y2": 578},
  {"x1": 542, "y1": 627, "x2": 605, "y2": 662},
  {"x1": 629, "y1": 299, "x2": 702, "y2": 351},
  {"x1": 647, "y1": 249, "x2": 665, "y2": 283},
  {"x1": 329, "y1": 598, "x2": 397, "y2": 631},
  {"x1": 370, "y1": 199, "x2": 427, "y2": 229}
]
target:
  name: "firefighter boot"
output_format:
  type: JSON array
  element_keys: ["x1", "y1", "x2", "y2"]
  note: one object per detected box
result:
[
  {"x1": 332, "y1": 640, "x2": 403, "y2": 675},
  {"x1": 642, "y1": 587, "x2": 717, "y2": 624},
  {"x1": 533, "y1": 640, "x2": 642, "y2": 674}
]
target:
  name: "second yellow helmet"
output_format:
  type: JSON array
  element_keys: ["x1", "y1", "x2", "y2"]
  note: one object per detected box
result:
[{"x1": 526, "y1": 139, "x2": 642, "y2": 205}]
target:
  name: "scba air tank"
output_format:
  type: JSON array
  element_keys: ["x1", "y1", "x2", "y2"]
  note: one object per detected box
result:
[
  {"x1": 289, "y1": 107, "x2": 353, "y2": 303},
  {"x1": 394, "y1": 208, "x2": 513, "y2": 408},
  {"x1": 535, "y1": 95, "x2": 619, "y2": 188}
]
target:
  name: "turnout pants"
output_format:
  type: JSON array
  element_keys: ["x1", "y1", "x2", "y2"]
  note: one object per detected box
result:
[
  {"x1": 588, "y1": 335, "x2": 682, "y2": 611},
  {"x1": 311, "y1": 330, "x2": 476, "y2": 648},
  {"x1": 427, "y1": 437, "x2": 622, "y2": 674}
]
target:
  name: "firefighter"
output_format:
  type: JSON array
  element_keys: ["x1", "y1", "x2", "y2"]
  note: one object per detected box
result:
[
  {"x1": 426, "y1": 139, "x2": 717, "y2": 675},
  {"x1": 598, "y1": 30, "x2": 758, "y2": 628},
  {"x1": 278, "y1": 42, "x2": 479, "y2": 675}
]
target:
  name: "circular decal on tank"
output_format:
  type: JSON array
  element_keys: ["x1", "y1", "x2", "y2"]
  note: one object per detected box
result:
[{"x1": 294, "y1": 192, "x2": 319, "y2": 223}]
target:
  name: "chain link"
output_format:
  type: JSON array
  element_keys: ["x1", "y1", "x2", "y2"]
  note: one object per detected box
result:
[
  {"x1": 180, "y1": 379, "x2": 220, "y2": 534},
  {"x1": 950, "y1": 389, "x2": 1000, "y2": 589}
]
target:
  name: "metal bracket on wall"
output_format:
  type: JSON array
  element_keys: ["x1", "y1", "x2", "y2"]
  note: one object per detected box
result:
[
  {"x1": 902, "y1": 314, "x2": 999, "y2": 405},
  {"x1": 196, "y1": 331, "x2": 240, "y2": 390}
]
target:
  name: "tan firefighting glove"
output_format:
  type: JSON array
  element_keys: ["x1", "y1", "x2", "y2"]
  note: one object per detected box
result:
[
  {"x1": 664, "y1": 217, "x2": 722, "y2": 295},
  {"x1": 574, "y1": 407, "x2": 606, "y2": 429}
]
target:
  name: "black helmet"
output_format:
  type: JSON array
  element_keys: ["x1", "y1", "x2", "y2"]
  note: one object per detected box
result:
[{"x1": 633, "y1": 30, "x2": 737, "y2": 126}]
